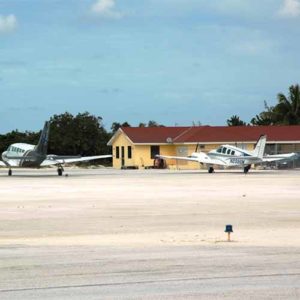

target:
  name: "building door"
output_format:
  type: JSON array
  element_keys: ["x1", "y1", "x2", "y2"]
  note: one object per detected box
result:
[
  {"x1": 150, "y1": 146, "x2": 160, "y2": 159},
  {"x1": 121, "y1": 146, "x2": 125, "y2": 167}
]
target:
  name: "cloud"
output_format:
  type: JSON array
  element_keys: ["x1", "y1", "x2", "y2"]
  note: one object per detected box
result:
[
  {"x1": 0, "y1": 14, "x2": 17, "y2": 34},
  {"x1": 90, "y1": 0, "x2": 123, "y2": 19},
  {"x1": 278, "y1": 0, "x2": 300, "y2": 17}
]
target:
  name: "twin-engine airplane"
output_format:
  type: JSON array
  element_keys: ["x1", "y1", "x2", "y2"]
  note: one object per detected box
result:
[
  {"x1": 157, "y1": 135, "x2": 297, "y2": 174},
  {"x1": 0, "y1": 122, "x2": 112, "y2": 176}
]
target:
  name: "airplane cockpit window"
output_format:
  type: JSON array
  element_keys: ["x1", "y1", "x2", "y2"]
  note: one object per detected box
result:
[
  {"x1": 216, "y1": 147, "x2": 222, "y2": 153},
  {"x1": 222, "y1": 147, "x2": 227, "y2": 154},
  {"x1": 227, "y1": 149, "x2": 231, "y2": 155},
  {"x1": 231, "y1": 150, "x2": 235, "y2": 156}
]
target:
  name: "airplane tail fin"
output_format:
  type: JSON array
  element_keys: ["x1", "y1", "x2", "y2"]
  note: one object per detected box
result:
[
  {"x1": 35, "y1": 121, "x2": 50, "y2": 155},
  {"x1": 253, "y1": 135, "x2": 267, "y2": 159}
]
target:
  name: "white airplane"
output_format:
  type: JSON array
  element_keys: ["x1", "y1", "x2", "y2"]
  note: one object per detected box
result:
[
  {"x1": 0, "y1": 121, "x2": 112, "y2": 176},
  {"x1": 157, "y1": 135, "x2": 297, "y2": 173}
]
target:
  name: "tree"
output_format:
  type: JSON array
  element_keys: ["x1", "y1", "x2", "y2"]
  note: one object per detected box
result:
[
  {"x1": 111, "y1": 122, "x2": 131, "y2": 134},
  {"x1": 250, "y1": 85, "x2": 300, "y2": 125},
  {"x1": 111, "y1": 122, "x2": 121, "y2": 134},
  {"x1": 48, "y1": 112, "x2": 111, "y2": 157},
  {"x1": 147, "y1": 120, "x2": 159, "y2": 127},
  {"x1": 250, "y1": 101, "x2": 275, "y2": 125},
  {"x1": 147, "y1": 120, "x2": 165, "y2": 127},
  {"x1": 227, "y1": 115, "x2": 246, "y2": 126},
  {"x1": 272, "y1": 84, "x2": 300, "y2": 125},
  {"x1": 121, "y1": 122, "x2": 131, "y2": 127}
]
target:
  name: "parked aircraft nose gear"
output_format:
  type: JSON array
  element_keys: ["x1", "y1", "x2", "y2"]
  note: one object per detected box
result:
[
  {"x1": 8, "y1": 169, "x2": 12, "y2": 176},
  {"x1": 208, "y1": 167, "x2": 214, "y2": 173},
  {"x1": 57, "y1": 167, "x2": 64, "y2": 176}
]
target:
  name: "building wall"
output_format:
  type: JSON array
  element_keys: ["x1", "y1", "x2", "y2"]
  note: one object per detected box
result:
[
  {"x1": 111, "y1": 132, "x2": 135, "y2": 169},
  {"x1": 133, "y1": 145, "x2": 176, "y2": 168}
]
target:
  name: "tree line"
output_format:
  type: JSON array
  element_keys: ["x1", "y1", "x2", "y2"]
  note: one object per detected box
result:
[{"x1": 0, "y1": 84, "x2": 299, "y2": 157}]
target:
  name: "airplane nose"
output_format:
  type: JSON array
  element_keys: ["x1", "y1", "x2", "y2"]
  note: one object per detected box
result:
[{"x1": 2, "y1": 151, "x2": 7, "y2": 160}]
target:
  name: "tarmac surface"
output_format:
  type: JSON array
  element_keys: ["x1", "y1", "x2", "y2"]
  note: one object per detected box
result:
[{"x1": 0, "y1": 168, "x2": 299, "y2": 299}]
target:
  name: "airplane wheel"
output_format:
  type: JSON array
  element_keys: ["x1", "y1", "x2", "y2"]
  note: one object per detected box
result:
[
  {"x1": 208, "y1": 167, "x2": 214, "y2": 173},
  {"x1": 8, "y1": 169, "x2": 12, "y2": 176},
  {"x1": 57, "y1": 168, "x2": 63, "y2": 176},
  {"x1": 244, "y1": 165, "x2": 251, "y2": 174}
]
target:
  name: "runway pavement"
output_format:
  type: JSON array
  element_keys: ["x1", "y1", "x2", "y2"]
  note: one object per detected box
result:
[{"x1": 0, "y1": 168, "x2": 299, "y2": 299}]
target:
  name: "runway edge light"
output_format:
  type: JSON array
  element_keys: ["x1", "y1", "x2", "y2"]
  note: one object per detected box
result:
[{"x1": 225, "y1": 225, "x2": 233, "y2": 242}]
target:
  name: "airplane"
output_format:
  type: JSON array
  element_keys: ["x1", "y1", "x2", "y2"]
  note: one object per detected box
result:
[
  {"x1": 156, "y1": 135, "x2": 297, "y2": 174},
  {"x1": 0, "y1": 121, "x2": 112, "y2": 176}
]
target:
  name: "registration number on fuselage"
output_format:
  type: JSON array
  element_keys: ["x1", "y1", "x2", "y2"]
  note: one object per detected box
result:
[{"x1": 229, "y1": 158, "x2": 245, "y2": 165}]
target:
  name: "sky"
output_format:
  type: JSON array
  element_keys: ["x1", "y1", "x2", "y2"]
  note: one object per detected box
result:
[{"x1": 0, "y1": 0, "x2": 300, "y2": 133}]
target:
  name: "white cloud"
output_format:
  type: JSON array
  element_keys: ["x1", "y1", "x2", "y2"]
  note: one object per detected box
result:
[
  {"x1": 278, "y1": 0, "x2": 300, "y2": 17},
  {"x1": 0, "y1": 14, "x2": 17, "y2": 34},
  {"x1": 90, "y1": 0, "x2": 123, "y2": 19}
]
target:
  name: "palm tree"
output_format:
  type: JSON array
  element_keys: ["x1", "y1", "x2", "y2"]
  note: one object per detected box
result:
[
  {"x1": 273, "y1": 84, "x2": 300, "y2": 125},
  {"x1": 227, "y1": 115, "x2": 246, "y2": 126}
]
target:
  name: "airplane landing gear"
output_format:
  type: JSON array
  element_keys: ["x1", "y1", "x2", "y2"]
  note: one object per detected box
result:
[
  {"x1": 208, "y1": 167, "x2": 214, "y2": 173},
  {"x1": 57, "y1": 166, "x2": 64, "y2": 176},
  {"x1": 8, "y1": 169, "x2": 12, "y2": 176},
  {"x1": 244, "y1": 165, "x2": 251, "y2": 174}
]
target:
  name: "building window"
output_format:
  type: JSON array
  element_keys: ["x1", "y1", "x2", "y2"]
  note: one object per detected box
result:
[
  {"x1": 116, "y1": 146, "x2": 120, "y2": 159},
  {"x1": 128, "y1": 146, "x2": 132, "y2": 159},
  {"x1": 151, "y1": 145, "x2": 160, "y2": 159}
]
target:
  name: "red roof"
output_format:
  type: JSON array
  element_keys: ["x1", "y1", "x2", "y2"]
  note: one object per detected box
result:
[
  {"x1": 120, "y1": 127, "x2": 189, "y2": 143},
  {"x1": 119, "y1": 125, "x2": 300, "y2": 144}
]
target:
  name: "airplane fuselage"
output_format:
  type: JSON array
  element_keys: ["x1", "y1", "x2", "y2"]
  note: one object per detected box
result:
[
  {"x1": 188, "y1": 144, "x2": 262, "y2": 168},
  {"x1": 1, "y1": 143, "x2": 46, "y2": 168}
]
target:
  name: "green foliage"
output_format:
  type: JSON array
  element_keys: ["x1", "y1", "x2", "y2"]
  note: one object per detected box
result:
[
  {"x1": 250, "y1": 101, "x2": 276, "y2": 125},
  {"x1": 273, "y1": 84, "x2": 300, "y2": 125},
  {"x1": 147, "y1": 120, "x2": 165, "y2": 127},
  {"x1": 250, "y1": 85, "x2": 300, "y2": 125},
  {"x1": 111, "y1": 121, "x2": 131, "y2": 134},
  {"x1": 227, "y1": 115, "x2": 246, "y2": 126},
  {"x1": 48, "y1": 112, "x2": 111, "y2": 157}
]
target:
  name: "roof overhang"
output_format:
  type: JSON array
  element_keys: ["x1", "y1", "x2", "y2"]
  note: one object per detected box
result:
[
  {"x1": 131, "y1": 141, "x2": 300, "y2": 145},
  {"x1": 107, "y1": 128, "x2": 134, "y2": 146}
]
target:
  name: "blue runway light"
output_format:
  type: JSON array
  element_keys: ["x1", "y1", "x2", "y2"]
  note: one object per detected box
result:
[{"x1": 225, "y1": 225, "x2": 233, "y2": 233}]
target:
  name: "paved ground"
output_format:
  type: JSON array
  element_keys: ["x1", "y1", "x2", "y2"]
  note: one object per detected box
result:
[{"x1": 0, "y1": 168, "x2": 299, "y2": 299}]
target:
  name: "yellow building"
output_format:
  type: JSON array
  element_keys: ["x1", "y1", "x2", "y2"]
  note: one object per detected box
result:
[{"x1": 107, "y1": 125, "x2": 300, "y2": 169}]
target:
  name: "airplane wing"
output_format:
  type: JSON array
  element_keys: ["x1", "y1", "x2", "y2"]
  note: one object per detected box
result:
[
  {"x1": 1, "y1": 156, "x2": 36, "y2": 160},
  {"x1": 156, "y1": 154, "x2": 227, "y2": 166},
  {"x1": 0, "y1": 161, "x2": 7, "y2": 167},
  {"x1": 41, "y1": 155, "x2": 112, "y2": 166},
  {"x1": 262, "y1": 153, "x2": 297, "y2": 162}
]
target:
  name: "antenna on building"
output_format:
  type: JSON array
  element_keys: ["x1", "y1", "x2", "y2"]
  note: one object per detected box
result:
[{"x1": 166, "y1": 137, "x2": 173, "y2": 144}]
